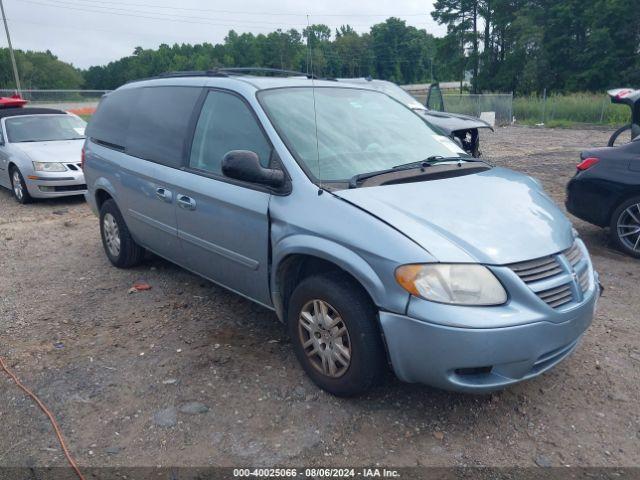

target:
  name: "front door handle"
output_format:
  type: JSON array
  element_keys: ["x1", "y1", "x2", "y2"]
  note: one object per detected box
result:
[
  {"x1": 177, "y1": 194, "x2": 196, "y2": 210},
  {"x1": 155, "y1": 187, "x2": 173, "y2": 202}
]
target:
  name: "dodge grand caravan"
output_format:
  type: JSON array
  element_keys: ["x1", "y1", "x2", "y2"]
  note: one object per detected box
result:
[{"x1": 83, "y1": 71, "x2": 599, "y2": 397}]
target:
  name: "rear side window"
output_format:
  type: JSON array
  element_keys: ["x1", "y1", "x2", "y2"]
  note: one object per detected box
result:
[
  {"x1": 126, "y1": 86, "x2": 201, "y2": 168},
  {"x1": 189, "y1": 90, "x2": 272, "y2": 174},
  {"x1": 87, "y1": 88, "x2": 139, "y2": 148}
]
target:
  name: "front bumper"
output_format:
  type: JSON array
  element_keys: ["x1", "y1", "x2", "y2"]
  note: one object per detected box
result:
[
  {"x1": 24, "y1": 169, "x2": 87, "y2": 198},
  {"x1": 380, "y1": 273, "x2": 599, "y2": 393}
]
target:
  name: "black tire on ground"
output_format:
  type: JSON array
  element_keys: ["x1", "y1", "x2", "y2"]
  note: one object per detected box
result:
[
  {"x1": 287, "y1": 271, "x2": 386, "y2": 397},
  {"x1": 609, "y1": 196, "x2": 640, "y2": 259},
  {"x1": 99, "y1": 199, "x2": 145, "y2": 268},
  {"x1": 608, "y1": 124, "x2": 632, "y2": 147},
  {"x1": 9, "y1": 166, "x2": 32, "y2": 204}
]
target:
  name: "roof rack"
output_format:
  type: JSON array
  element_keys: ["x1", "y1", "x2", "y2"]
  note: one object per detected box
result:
[
  {"x1": 124, "y1": 70, "x2": 227, "y2": 84},
  {"x1": 127, "y1": 67, "x2": 334, "y2": 85},
  {"x1": 155, "y1": 70, "x2": 228, "y2": 79},
  {"x1": 218, "y1": 67, "x2": 316, "y2": 78}
]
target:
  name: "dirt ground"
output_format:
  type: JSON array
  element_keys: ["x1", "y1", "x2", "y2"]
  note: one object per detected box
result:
[{"x1": 0, "y1": 126, "x2": 638, "y2": 470}]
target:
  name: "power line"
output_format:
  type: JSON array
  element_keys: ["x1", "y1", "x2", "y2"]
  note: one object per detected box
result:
[
  {"x1": 55, "y1": 0, "x2": 432, "y2": 18},
  {"x1": 16, "y1": 0, "x2": 437, "y2": 30},
  {"x1": 18, "y1": 0, "x2": 307, "y2": 28}
]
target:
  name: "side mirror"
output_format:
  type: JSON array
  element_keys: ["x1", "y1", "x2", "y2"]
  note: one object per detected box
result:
[{"x1": 222, "y1": 150, "x2": 285, "y2": 188}]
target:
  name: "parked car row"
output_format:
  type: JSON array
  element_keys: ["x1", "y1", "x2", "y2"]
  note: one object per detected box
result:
[{"x1": 1, "y1": 73, "x2": 635, "y2": 397}]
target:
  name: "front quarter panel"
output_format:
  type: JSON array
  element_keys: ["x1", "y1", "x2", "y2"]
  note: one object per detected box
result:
[
  {"x1": 3, "y1": 146, "x2": 33, "y2": 186},
  {"x1": 269, "y1": 179, "x2": 435, "y2": 317}
]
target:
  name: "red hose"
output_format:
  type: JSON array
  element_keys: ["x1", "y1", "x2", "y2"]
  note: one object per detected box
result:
[{"x1": 0, "y1": 356, "x2": 86, "y2": 480}]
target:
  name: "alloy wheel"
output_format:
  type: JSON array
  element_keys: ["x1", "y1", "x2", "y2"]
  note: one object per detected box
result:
[
  {"x1": 103, "y1": 213, "x2": 121, "y2": 257},
  {"x1": 617, "y1": 203, "x2": 640, "y2": 253},
  {"x1": 298, "y1": 299, "x2": 351, "y2": 378},
  {"x1": 12, "y1": 171, "x2": 23, "y2": 201}
]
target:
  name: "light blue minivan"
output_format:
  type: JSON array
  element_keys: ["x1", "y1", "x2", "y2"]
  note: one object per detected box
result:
[{"x1": 83, "y1": 70, "x2": 599, "y2": 396}]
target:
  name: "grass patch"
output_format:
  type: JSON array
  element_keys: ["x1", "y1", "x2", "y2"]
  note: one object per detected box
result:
[{"x1": 513, "y1": 93, "x2": 631, "y2": 126}]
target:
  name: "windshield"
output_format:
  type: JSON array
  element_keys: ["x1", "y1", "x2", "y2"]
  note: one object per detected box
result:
[
  {"x1": 259, "y1": 87, "x2": 466, "y2": 182},
  {"x1": 5, "y1": 115, "x2": 86, "y2": 143}
]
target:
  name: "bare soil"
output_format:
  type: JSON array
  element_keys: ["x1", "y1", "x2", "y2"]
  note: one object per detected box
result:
[{"x1": 0, "y1": 126, "x2": 638, "y2": 469}]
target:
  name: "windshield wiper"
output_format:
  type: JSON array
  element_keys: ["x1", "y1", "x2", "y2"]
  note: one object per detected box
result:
[
  {"x1": 348, "y1": 156, "x2": 480, "y2": 189},
  {"x1": 348, "y1": 161, "x2": 430, "y2": 188},
  {"x1": 408, "y1": 155, "x2": 482, "y2": 165}
]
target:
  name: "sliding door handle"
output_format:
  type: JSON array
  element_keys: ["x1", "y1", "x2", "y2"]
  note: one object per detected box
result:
[
  {"x1": 155, "y1": 187, "x2": 173, "y2": 202},
  {"x1": 177, "y1": 194, "x2": 196, "y2": 210}
]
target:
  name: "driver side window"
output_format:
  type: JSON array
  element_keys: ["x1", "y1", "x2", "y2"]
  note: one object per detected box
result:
[{"x1": 189, "y1": 91, "x2": 272, "y2": 175}]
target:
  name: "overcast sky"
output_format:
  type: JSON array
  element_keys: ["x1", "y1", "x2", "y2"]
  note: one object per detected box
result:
[{"x1": 0, "y1": 0, "x2": 445, "y2": 69}]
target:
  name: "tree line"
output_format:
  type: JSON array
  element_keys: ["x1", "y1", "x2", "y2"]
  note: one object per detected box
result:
[
  {"x1": 0, "y1": 48, "x2": 83, "y2": 90},
  {"x1": 1, "y1": 3, "x2": 639, "y2": 94},
  {"x1": 81, "y1": 19, "x2": 440, "y2": 90},
  {"x1": 433, "y1": 0, "x2": 640, "y2": 94}
]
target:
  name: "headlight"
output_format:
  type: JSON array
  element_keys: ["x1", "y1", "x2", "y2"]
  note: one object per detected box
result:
[
  {"x1": 33, "y1": 162, "x2": 67, "y2": 172},
  {"x1": 395, "y1": 264, "x2": 507, "y2": 306}
]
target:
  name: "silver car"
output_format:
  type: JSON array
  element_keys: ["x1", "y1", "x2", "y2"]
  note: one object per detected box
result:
[
  {"x1": 0, "y1": 107, "x2": 87, "y2": 203},
  {"x1": 83, "y1": 71, "x2": 600, "y2": 397},
  {"x1": 337, "y1": 78, "x2": 493, "y2": 156}
]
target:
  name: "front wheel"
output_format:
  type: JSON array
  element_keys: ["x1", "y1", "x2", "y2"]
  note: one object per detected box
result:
[
  {"x1": 287, "y1": 271, "x2": 386, "y2": 397},
  {"x1": 99, "y1": 199, "x2": 145, "y2": 268},
  {"x1": 610, "y1": 196, "x2": 640, "y2": 258},
  {"x1": 10, "y1": 167, "x2": 32, "y2": 204}
]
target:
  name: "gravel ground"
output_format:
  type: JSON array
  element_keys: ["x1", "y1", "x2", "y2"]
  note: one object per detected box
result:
[{"x1": 0, "y1": 126, "x2": 638, "y2": 469}]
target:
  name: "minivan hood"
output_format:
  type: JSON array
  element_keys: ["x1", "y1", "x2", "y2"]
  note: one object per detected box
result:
[
  {"x1": 12, "y1": 140, "x2": 83, "y2": 164},
  {"x1": 335, "y1": 167, "x2": 573, "y2": 264}
]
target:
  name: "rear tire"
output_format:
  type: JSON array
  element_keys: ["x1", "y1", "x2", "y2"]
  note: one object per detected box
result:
[
  {"x1": 287, "y1": 271, "x2": 385, "y2": 397},
  {"x1": 99, "y1": 199, "x2": 145, "y2": 268},
  {"x1": 610, "y1": 196, "x2": 640, "y2": 259},
  {"x1": 10, "y1": 166, "x2": 32, "y2": 204}
]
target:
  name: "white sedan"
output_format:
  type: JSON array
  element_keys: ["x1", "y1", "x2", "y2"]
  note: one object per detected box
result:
[{"x1": 0, "y1": 106, "x2": 87, "y2": 204}]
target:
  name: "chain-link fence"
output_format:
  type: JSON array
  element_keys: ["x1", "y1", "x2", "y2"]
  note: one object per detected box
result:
[
  {"x1": 512, "y1": 93, "x2": 631, "y2": 126},
  {"x1": 0, "y1": 89, "x2": 110, "y2": 114},
  {"x1": 412, "y1": 93, "x2": 514, "y2": 126}
]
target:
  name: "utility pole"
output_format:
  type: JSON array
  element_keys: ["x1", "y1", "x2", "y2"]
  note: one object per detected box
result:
[{"x1": 0, "y1": 0, "x2": 21, "y2": 94}]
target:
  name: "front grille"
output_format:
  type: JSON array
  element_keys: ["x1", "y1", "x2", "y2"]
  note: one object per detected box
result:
[
  {"x1": 564, "y1": 242, "x2": 583, "y2": 267},
  {"x1": 536, "y1": 283, "x2": 574, "y2": 308},
  {"x1": 65, "y1": 163, "x2": 83, "y2": 171},
  {"x1": 578, "y1": 269, "x2": 589, "y2": 293},
  {"x1": 508, "y1": 240, "x2": 591, "y2": 310},
  {"x1": 508, "y1": 255, "x2": 563, "y2": 283},
  {"x1": 54, "y1": 184, "x2": 87, "y2": 192}
]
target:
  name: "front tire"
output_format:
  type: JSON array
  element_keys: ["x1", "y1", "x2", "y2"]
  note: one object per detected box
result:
[
  {"x1": 10, "y1": 167, "x2": 32, "y2": 204},
  {"x1": 287, "y1": 271, "x2": 386, "y2": 397},
  {"x1": 610, "y1": 196, "x2": 640, "y2": 258},
  {"x1": 99, "y1": 199, "x2": 145, "y2": 268}
]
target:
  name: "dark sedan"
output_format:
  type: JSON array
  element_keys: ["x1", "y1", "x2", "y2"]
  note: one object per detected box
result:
[{"x1": 566, "y1": 138, "x2": 640, "y2": 258}]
